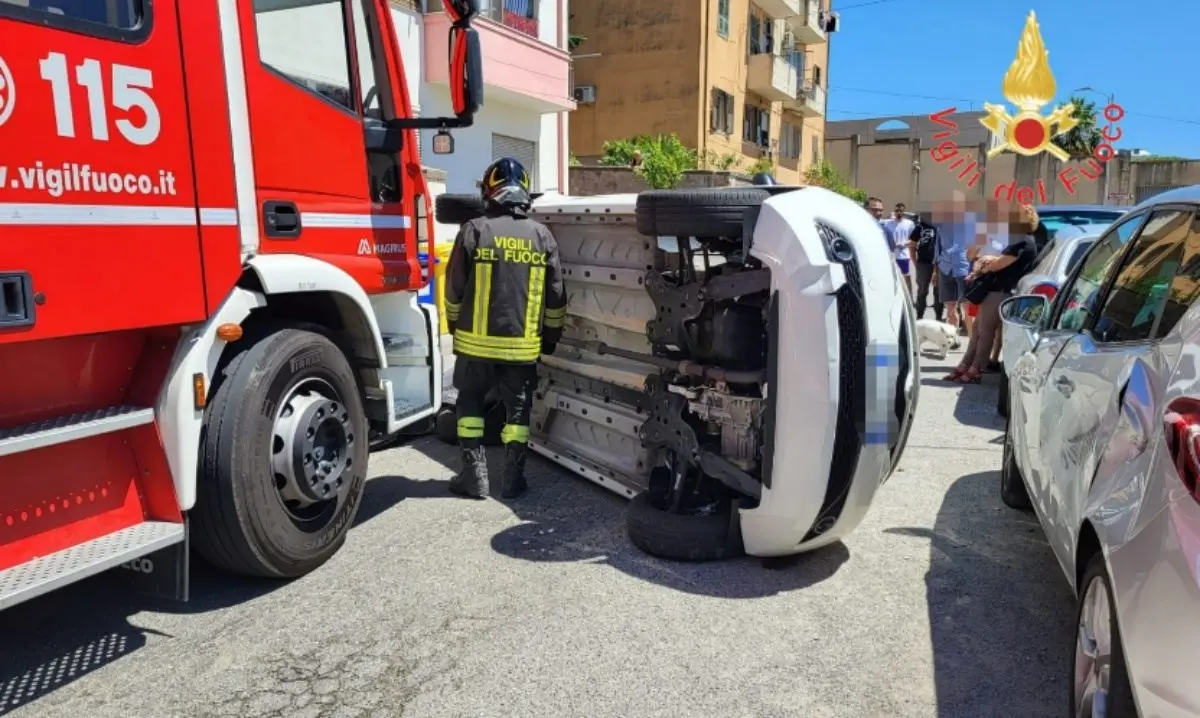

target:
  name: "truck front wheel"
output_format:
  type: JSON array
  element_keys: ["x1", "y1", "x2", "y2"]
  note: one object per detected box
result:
[{"x1": 192, "y1": 328, "x2": 368, "y2": 578}]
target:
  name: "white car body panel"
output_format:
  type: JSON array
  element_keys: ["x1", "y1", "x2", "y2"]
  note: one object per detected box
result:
[{"x1": 527, "y1": 187, "x2": 918, "y2": 557}]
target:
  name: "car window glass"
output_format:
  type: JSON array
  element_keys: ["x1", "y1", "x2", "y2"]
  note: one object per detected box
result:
[
  {"x1": 1066, "y1": 240, "x2": 1094, "y2": 274},
  {"x1": 1156, "y1": 212, "x2": 1200, "y2": 339},
  {"x1": 1092, "y1": 209, "x2": 1190, "y2": 343},
  {"x1": 0, "y1": 0, "x2": 141, "y2": 29},
  {"x1": 1055, "y1": 214, "x2": 1143, "y2": 331}
]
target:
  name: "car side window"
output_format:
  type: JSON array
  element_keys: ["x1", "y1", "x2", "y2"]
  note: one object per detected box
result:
[
  {"x1": 1092, "y1": 209, "x2": 1191, "y2": 343},
  {"x1": 1054, "y1": 214, "x2": 1144, "y2": 332},
  {"x1": 1155, "y1": 212, "x2": 1200, "y2": 339}
]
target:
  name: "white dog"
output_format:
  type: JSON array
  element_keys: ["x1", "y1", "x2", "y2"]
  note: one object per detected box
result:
[{"x1": 915, "y1": 319, "x2": 958, "y2": 359}]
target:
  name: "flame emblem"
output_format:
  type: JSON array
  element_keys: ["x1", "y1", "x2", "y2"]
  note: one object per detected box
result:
[{"x1": 980, "y1": 11, "x2": 1078, "y2": 161}]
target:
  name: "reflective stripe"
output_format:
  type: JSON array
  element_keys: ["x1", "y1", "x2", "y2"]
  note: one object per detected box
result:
[
  {"x1": 457, "y1": 416, "x2": 485, "y2": 438},
  {"x1": 544, "y1": 304, "x2": 565, "y2": 329},
  {"x1": 472, "y1": 263, "x2": 493, "y2": 335},
  {"x1": 453, "y1": 330, "x2": 541, "y2": 362},
  {"x1": 445, "y1": 300, "x2": 461, "y2": 323},
  {"x1": 501, "y1": 424, "x2": 530, "y2": 443},
  {"x1": 524, "y1": 266, "x2": 545, "y2": 339}
]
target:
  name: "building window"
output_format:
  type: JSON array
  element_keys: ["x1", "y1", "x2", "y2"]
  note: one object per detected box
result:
[
  {"x1": 812, "y1": 135, "x2": 821, "y2": 165},
  {"x1": 747, "y1": 7, "x2": 773, "y2": 55},
  {"x1": 812, "y1": 65, "x2": 823, "y2": 86},
  {"x1": 743, "y1": 103, "x2": 770, "y2": 148},
  {"x1": 781, "y1": 29, "x2": 804, "y2": 71},
  {"x1": 780, "y1": 123, "x2": 801, "y2": 159},
  {"x1": 480, "y1": 0, "x2": 538, "y2": 38},
  {"x1": 717, "y1": 0, "x2": 729, "y2": 38},
  {"x1": 711, "y1": 89, "x2": 735, "y2": 135}
]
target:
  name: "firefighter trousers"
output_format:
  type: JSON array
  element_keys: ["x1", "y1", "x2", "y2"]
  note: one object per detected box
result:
[{"x1": 453, "y1": 359, "x2": 538, "y2": 446}]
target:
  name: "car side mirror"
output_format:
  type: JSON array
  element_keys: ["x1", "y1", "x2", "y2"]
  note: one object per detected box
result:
[{"x1": 1000, "y1": 294, "x2": 1047, "y2": 328}]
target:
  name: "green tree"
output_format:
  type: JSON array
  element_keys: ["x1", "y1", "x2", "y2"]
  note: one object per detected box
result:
[
  {"x1": 568, "y1": 14, "x2": 586, "y2": 51},
  {"x1": 1056, "y1": 95, "x2": 1103, "y2": 160},
  {"x1": 600, "y1": 134, "x2": 697, "y2": 189},
  {"x1": 746, "y1": 156, "x2": 774, "y2": 175},
  {"x1": 804, "y1": 159, "x2": 867, "y2": 203}
]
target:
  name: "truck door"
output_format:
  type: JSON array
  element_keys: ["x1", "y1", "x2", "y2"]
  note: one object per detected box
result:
[
  {"x1": 240, "y1": 0, "x2": 441, "y2": 430},
  {"x1": 239, "y1": 0, "x2": 420, "y2": 294},
  {"x1": 0, "y1": 0, "x2": 207, "y2": 343}
]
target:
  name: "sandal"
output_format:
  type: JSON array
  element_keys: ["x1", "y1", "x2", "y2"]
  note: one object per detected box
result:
[
  {"x1": 955, "y1": 367, "x2": 983, "y2": 384},
  {"x1": 942, "y1": 365, "x2": 967, "y2": 381}
]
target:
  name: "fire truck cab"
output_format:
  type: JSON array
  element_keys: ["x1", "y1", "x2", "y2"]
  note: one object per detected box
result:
[{"x1": 0, "y1": 0, "x2": 482, "y2": 608}]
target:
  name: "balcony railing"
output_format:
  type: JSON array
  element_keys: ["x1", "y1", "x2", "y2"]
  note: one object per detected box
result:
[{"x1": 479, "y1": 0, "x2": 539, "y2": 39}]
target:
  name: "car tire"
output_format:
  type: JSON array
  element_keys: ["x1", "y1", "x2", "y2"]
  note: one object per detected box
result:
[
  {"x1": 1000, "y1": 417, "x2": 1032, "y2": 510},
  {"x1": 626, "y1": 491, "x2": 744, "y2": 562},
  {"x1": 432, "y1": 397, "x2": 505, "y2": 446},
  {"x1": 997, "y1": 369, "x2": 1010, "y2": 419},
  {"x1": 435, "y1": 194, "x2": 485, "y2": 225},
  {"x1": 192, "y1": 328, "x2": 368, "y2": 578},
  {"x1": 635, "y1": 188, "x2": 770, "y2": 239},
  {"x1": 1071, "y1": 553, "x2": 1139, "y2": 718}
]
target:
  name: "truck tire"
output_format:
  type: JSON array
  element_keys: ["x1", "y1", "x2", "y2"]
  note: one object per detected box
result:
[
  {"x1": 192, "y1": 328, "x2": 368, "y2": 578},
  {"x1": 635, "y1": 188, "x2": 770, "y2": 239},
  {"x1": 1000, "y1": 417, "x2": 1031, "y2": 510},
  {"x1": 626, "y1": 492, "x2": 743, "y2": 562},
  {"x1": 435, "y1": 194, "x2": 485, "y2": 225}
]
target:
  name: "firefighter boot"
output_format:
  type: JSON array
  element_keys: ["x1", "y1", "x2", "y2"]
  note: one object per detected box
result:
[
  {"x1": 500, "y1": 441, "x2": 529, "y2": 499},
  {"x1": 449, "y1": 440, "x2": 489, "y2": 499}
]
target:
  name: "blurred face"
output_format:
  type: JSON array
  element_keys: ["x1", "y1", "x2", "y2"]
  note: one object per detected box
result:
[
  {"x1": 894, "y1": 204, "x2": 905, "y2": 220},
  {"x1": 867, "y1": 199, "x2": 884, "y2": 219}
]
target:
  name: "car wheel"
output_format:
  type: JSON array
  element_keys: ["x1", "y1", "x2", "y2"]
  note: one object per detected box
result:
[
  {"x1": 997, "y1": 368, "x2": 1009, "y2": 418},
  {"x1": 1000, "y1": 417, "x2": 1031, "y2": 510},
  {"x1": 634, "y1": 188, "x2": 770, "y2": 239},
  {"x1": 1072, "y1": 553, "x2": 1139, "y2": 718},
  {"x1": 192, "y1": 328, "x2": 367, "y2": 578},
  {"x1": 434, "y1": 194, "x2": 485, "y2": 225},
  {"x1": 626, "y1": 490, "x2": 744, "y2": 562}
]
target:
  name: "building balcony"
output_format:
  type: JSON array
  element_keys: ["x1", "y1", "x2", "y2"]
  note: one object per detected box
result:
[
  {"x1": 423, "y1": 10, "x2": 575, "y2": 113},
  {"x1": 753, "y1": 0, "x2": 802, "y2": 24},
  {"x1": 791, "y1": 0, "x2": 827, "y2": 44},
  {"x1": 747, "y1": 53, "x2": 799, "y2": 103},
  {"x1": 783, "y1": 79, "x2": 825, "y2": 117}
]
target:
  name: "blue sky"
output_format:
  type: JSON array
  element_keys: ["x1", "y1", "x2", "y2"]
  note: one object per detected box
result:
[{"x1": 827, "y1": 0, "x2": 1200, "y2": 158}]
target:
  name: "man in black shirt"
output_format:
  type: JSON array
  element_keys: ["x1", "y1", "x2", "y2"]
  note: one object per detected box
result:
[{"x1": 911, "y1": 213, "x2": 944, "y2": 321}]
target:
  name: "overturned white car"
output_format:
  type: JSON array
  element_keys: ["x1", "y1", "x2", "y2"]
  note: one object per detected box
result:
[{"x1": 435, "y1": 186, "x2": 919, "y2": 561}]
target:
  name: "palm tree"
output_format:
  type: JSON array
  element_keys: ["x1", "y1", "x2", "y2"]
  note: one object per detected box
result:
[
  {"x1": 568, "y1": 13, "x2": 585, "y2": 51},
  {"x1": 1055, "y1": 95, "x2": 1103, "y2": 160}
]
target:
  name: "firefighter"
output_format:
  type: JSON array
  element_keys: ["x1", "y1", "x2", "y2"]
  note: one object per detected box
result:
[{"x1": 443, "y1": 157, "x2": 567, "y2": 500}]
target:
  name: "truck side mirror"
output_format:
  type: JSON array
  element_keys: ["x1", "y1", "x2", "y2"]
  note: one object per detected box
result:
[{"x1": 442, "y1": 0, "x2": 483, "y2": 120}]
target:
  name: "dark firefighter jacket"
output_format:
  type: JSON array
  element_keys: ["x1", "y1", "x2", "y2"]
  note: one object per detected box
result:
[{"x1": 444, "y1": 209, "x2": 567, "y2": 364}]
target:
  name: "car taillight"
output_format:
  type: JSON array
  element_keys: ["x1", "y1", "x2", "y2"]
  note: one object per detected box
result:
[
  {"x1": 1031, "y1": 283, "x2": 1057, "y2": 300},
  {"x1": 1164, "y1": 397, "x2": 1200, "y2": 501}
]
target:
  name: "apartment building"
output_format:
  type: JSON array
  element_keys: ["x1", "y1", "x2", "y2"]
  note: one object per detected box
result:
[
  {"x1": 390, "y1": 0, "x2": 575, "y2": 194},
  {"x1": 569, "y1": 0, "x2": 835, "y2": 183}
]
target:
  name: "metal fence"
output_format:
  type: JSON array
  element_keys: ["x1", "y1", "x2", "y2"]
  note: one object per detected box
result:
[{"x1": 1136, "y1": 184, "x2": 1187, "y2": 203}]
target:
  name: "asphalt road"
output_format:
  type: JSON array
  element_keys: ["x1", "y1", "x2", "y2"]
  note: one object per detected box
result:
[{"x1": 0, "y1": 349, "x2": 1075, "y2": 718}]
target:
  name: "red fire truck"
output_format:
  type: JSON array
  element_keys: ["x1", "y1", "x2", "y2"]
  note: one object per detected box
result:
[{"x1": 0, "y1": 0, "x2": 482, "y2": 608}]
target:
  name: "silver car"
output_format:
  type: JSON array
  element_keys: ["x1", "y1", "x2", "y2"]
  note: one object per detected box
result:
[{"x1": 999, "y1": 186, "x2": 1200, "y2": 717}]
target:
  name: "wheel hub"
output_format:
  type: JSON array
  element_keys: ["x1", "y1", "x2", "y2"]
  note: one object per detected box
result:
[
  {"x1": 272, "y1": 382, "x2": 354, "y2": 509},
  {"x1": 1074, "y1": 575, "x2": 1113, "y2": 718}
]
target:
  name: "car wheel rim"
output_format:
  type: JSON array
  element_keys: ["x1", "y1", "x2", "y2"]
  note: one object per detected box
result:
[{"x1": 1074, "y1": 574, "x2": 1114, "y2": 718}]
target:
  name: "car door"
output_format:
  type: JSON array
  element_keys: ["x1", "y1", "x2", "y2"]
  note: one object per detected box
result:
[
  {"x1": 1015, "y1": 213, "x2": 1146, "y2": 519},
  {"x1": 1038, "y1": 207, "x2": 1192, "y2": 556}
]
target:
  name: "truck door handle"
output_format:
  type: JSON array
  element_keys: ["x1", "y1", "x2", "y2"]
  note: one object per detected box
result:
[
  {"x1": 1055, "y1": 375, "x2": 1075, "y2": 396},
  {"x1": 0, "y1": 272, "x2": 35, "y2": 328},
  {"x1": 263, "y1": 201, "x2": 302, "y2": 238}
]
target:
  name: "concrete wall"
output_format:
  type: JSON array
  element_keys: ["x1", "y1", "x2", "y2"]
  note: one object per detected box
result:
[
  {"x1": 568, "y1": 167, "x2": 752, "y2": 196},
  {"x1": 569, "y1": 0, "x2": 704, "y2": 156}
]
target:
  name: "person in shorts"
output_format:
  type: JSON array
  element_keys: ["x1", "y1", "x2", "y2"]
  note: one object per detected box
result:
[
  {"x1": 882, "y1": 202, "x2": 916, "y2": 292},
  {"x1": 932, "y1": 199, "x2": 972, "y2": 344}
]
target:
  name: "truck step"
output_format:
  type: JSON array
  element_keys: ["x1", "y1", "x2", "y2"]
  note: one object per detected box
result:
[
  {"x1": 0, "y1": 521, "x2": 185, "y2": 610},
  {"x1": 0, "y1": 405, "x2": 154, "y2": 457}
]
